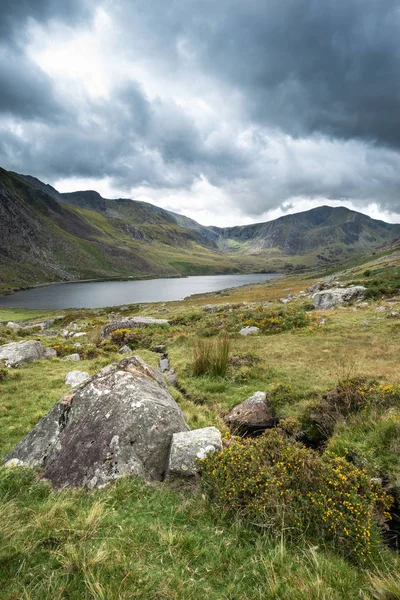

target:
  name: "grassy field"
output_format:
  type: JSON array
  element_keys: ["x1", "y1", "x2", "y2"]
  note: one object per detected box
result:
[{"x1": 1, "y1": 263, "x2": 400, "y2": 598}]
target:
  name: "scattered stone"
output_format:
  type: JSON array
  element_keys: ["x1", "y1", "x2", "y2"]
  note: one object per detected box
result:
[
  {"x1": 65, "y1": 370, "x2": 90, "y2": 387},
  {"x1": 239, "y1": 326, "x2": 260, "y2": 336},
  {"x1": 73, "y1": 332, "x2": 87, "y2": 338},
  {"x1": 3, "y1": 356, "x2": 189, "y2": 488},
  {"x1": 0, "y1": 340, "x2": 46, "y2": 367},
  {"x1": 319, "y1": 318, "x2": 326, "y2": 325},
  {"x1": 312, "y1": 286, "x2": 366, "y2": 310},
  {"x1": 166, "y1": 427, "x2": 222, "y2": 478},
  {"x1": 102, "y1": 317, "x2": 170, "y2": 338},
  {"x1": 43, "y1": 330, "x2": 59, "y2": 337},
  {"x1": 119, "y1": 345, "x2": 131, "y2": 354},
  {"x1": 61, "y1": 353, "x2": 80, "y2": 362},
  {"x1": 43, "y1": 348, "x2": 57, "y2": 359},
  {"x1": 361, "y1": 321, "x2": 370, "y2": 327},
  {"x1": 62, "y1": 329, "x2": 70, "y2": 338},
  {"x1": 376, "y1": 306, "x2": 388, "y2": 312},
  {"x1": 224, "y1": 391, "x2": 276, "y2": 435},
  {"x1": 166, "y1": 370, "x2": 178, "y2": 387},
  {"x1": 6, "y1": 321, "x2": 21, "y2": 331},
  {"x1": 73, "y1": 343, "x2": 82, "y2": 349},
  {"x1": 159, "y1": 357, "x2": 169, "y2": 372},
  {"x1": 69, "y1": 322, "x2": 79, "y2": 331},
  {"x1": 152, "y1": 344, "x2": 166, "y2": 353},
  {"x1": 389, "y1": 311, "x2": 399, "y2": 318},
  {"x1": 280, "y1": 298, "x2": 290, "y2": 304}
]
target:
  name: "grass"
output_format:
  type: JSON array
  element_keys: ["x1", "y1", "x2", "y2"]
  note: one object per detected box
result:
[
  {"x1": 192, "y1": 336, "x2": 231, "y2": 377},
  {"x1": 1, "y1": 263, "x2": 400, "y2": 597}
]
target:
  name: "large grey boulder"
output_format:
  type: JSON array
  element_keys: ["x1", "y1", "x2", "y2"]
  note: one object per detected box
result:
[
  {"x1": 0, "y1": 340, "x2": 45, "y2": 367},
  {"x1": 65, "y1": 370, "x2": 90, "y2": 387},
  {"x1": 166, "y1": 427, "x2": 222, "y2": 478},
  {"x1": 312, "y1": 286, "x2": 366, "y2": 310},
  {"x1": 102, "y1": 317, "x2": 170, "y2": 338},
  {"x1": 3, "y1": 356, "x2": 188, "y2": 488},
  {"x1": 224, "y1": 391, "x2": 276, "y2": 435}
]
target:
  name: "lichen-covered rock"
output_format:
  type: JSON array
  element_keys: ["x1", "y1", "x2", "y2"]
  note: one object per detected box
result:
[
  {"x1": 61, "y1": 353, "x2": 80, "y2": 361},
  {"x1": 0, "y1": 340, "x2": 45, "y2": 367},
  {"x1": 102, "y1": 317, "x2": 169, "y2": 338},
  {"x1": 312, "y1": 286, "x2": 366, "y2": 310},
  {"x1": 65, "y1": 370, "x2": 90, "y2": 387},
  {"x1": 239, "y1": 326, "x2": 260, "y2": 336},
  {"x1": 224, "y1": 391, "x2": 275, "y2": 435},
  {"x1": 3, "y1": 356, "x2": 188, "y2": 488},
  {"x1": 166, "y1": 427, "x2": 222, "y2": 477},
  {"x1": 119, "y1": 345, "x2": 131, "y2": 354},
  {"x1": 43, "y1": 347, "x2": 57, "y2": 359}
]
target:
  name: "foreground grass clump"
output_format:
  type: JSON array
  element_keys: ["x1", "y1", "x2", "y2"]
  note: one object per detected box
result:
[
  {"x1": 0, "y1": 466, "x2": 377, "y2": 600},
  {"x1": 200, "y1": 430, "x2": 391, "y2": 562},
  {"x1": 192, "y1": 336, "x2": 231, "y2": 377}
]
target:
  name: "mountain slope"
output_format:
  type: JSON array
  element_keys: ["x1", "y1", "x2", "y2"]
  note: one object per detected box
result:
[{"x1": 1, "y1": 167, "x2": 400, "y2": 292}]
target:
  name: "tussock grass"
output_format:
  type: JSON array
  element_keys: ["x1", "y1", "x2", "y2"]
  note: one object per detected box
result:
[{"x1": 192, "y1": 336, "x2": 231, "y2": 377}]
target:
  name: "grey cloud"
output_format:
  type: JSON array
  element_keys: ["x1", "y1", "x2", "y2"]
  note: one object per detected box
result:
[
  {"x1": 0, "y1": 0, "x2": 93, "y2": 43},
  {"x1": 113, "y1": 0, "x2": 400, "y2": 149}
]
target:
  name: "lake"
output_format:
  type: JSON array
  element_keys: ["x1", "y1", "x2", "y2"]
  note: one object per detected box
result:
[{"x1": 0, "y1": 273, "x2": 281, "y2": 309}]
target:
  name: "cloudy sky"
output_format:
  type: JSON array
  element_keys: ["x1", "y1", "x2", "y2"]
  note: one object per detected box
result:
[{"x1": 1, "y1": 0, "x2": 400, "y2": 226}]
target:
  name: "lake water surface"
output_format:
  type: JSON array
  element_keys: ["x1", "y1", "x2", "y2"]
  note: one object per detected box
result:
[{"x1": 0, "y1": 273, "x2": 282, "y2": 309}]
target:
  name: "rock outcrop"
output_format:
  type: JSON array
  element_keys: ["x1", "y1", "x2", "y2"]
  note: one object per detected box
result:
[
  {"x1": 166, "y1": 427, "x2": 222, "y2": 477},
  {"x1": 224, "y1": 391, "x2": 275, "y2": 435},
  {"x1": 0, "y1": 340, "x2": 46, "y2": 367},
  {"x1": 3, "y1": 356, "x2": 188, "y2": 488},
  {"x1": 102, "y1": 317, "x2": 170, "y2": 338},
  {"x1": 312, "y1": 286, "x2": 366, "y2": 310}
]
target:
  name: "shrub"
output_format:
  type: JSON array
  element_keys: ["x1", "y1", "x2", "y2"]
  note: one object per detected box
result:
[
  {"x1": 109, "y1": 328, "x2": 138, "y2": 347},
  {"x1": 200, "y1": 430, "x2": 391, "y2": 561},
  {"x1": 192, "y1": 336, "x2": 231, "y2": 377}
]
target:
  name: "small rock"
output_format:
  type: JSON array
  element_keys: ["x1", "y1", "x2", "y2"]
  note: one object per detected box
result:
[
  {"x1": 166, "y1": 427, "x2": 222, "y2": 478},
  {"x1": 119, "y1": 345, "x2": 131, "y2": 354},
  {"x1": 152, "y1": 344, "x2": 166, "y2": 353},
  {"x1": 43, "y1": 348, "x2": 57, "y2": 359},
  {"x1": 159, "y1": 358, "x2": 170, "y2": 372},
  {"x1": 280, "y1": 298, "x2": 290, "y2": 304},
  {"x1": 376, "y1": 306, "x2": 388, "y2": 312},
  {"x1": 73, "y1": 332, "x2": 87, "y2": 338},
  {"x1": 361, "y1": 321, "x2": 370, "y2": 327},
  {"x1": 6, "y1": 321, "x2": 21, "y2": 331},
  {"x1": 239, "y1": 326, "x2": 260, "y2": 336},
  {"x1": 65, "y1": 370, "x2": 90, "y2": 387},
  {"x1": 225, "y1": 391, "x2": 276, "y2": 435},
  {"x1": 62, "y1": 353, "x2": 80, "y2": 362},
  {"x1": 319, "y1": 318, "x2": 326, "y2": 325}
]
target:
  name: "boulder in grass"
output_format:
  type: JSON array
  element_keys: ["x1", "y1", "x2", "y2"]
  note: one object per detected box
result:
[
  {"x1": 312, "y1": 286, "x2": 366, "y2": 310},
  {"x1": 102, "y1": 317, "x2": 169, "y2": 339},
  {"x1": 65, "y1": 370, "x2": 90, "y2": 387},
  {"x1": 239, "y1": 326, "x2": 260, "y2": 336},
  {"x1": 166, "y1": 427, "x2": 222, "y2": 478},
  {"x1": 0, "y1": 340, "x2": 45, "y2": 367},
  {"x1": 119, "y1": 345, "x2": 131, "y2": 355},
  {"x1": 3, "y1": 356, "x2": 188, "y2": 488},
  {"x1": 62, "y1": 353, "x2": 80, "y2": 362},
  {"x1": 224, "y1": 391, "x2": 276, "y2": 436}
]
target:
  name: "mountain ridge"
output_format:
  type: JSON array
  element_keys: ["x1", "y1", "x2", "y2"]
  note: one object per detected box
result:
[{"x1": 1, "y1": 167, "x2": 400, "y2": 293}]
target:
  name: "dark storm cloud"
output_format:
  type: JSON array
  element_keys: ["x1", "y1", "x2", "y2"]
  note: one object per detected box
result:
[
  {"x1": 0, "y1": 0, "x2": 93, "y2": 43},
  {"x1": 1, "y1": 0, "x2": 400, "y2": 221}
]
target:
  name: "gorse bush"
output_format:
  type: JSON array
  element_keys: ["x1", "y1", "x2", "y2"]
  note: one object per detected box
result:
[
  {"x1": 192, "y1": 336, "x2": 231, "y2": 377},
  {"x1": 200, "y1": 430, "x2": 391, "y2": 561}
]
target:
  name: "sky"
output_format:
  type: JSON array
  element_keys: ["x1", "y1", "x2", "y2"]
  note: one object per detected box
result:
[{"x1": 1, "y1": 0, "x2": 400, "y2": 227}]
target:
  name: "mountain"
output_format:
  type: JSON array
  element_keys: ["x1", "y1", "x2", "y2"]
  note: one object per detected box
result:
[{"x1": 1, "y1": 167, "x2": 400, "y2": 293}]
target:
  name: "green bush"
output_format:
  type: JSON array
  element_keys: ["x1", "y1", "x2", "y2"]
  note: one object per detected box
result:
[
  {"x1": 192, "y1": 336, "x2": 231, "y2": 377},
  {"x1": 200, "y1": 429, "x2": 391, "y2": 561}
]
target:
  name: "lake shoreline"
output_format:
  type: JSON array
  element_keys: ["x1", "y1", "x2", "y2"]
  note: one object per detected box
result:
[{"x1": 0, "y1": 273, "x2": 283, "y2": 310}]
